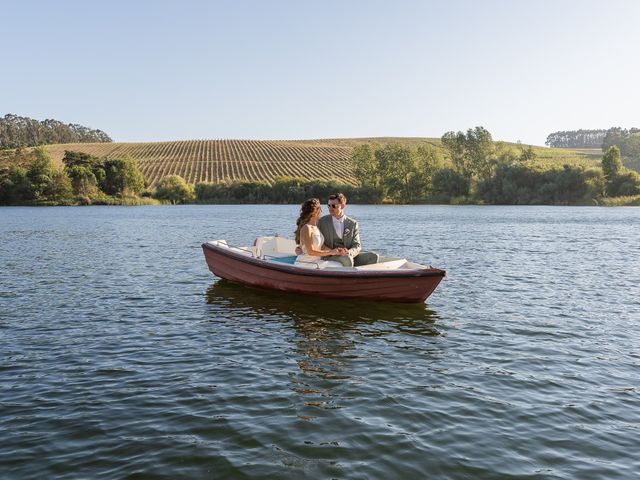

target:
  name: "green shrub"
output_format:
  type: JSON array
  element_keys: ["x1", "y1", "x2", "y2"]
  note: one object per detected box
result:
[
  {"x1": 607, "y1": 170, "x2": 640, "y2": 197},
  {"x1": 599, "y1": 195, "x2": 640, "y2": 206},
  {"x1": 154, "y1": 175, "x2": 195, "y2": 204},
  {"x1": 194, "y1": 178, "x2": 364, "y2": 204},
  {"x1": 0, "y1": 165, "x2": 32, "y2": 203},
  {"x1": 67, "y1": 165, "x2": 99, "y2": 197}
]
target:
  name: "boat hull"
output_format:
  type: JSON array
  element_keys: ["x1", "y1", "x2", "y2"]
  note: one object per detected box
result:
[{"x1": 202, "y1": 243, "x2": 445, "y2": 303}]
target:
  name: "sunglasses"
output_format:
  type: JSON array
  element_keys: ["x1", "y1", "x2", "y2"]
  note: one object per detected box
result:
[{"x1": 327, "y1": 204, "x2": 341, "y2": 209}]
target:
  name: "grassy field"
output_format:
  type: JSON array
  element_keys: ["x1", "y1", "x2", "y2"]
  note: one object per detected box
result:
[
  {"x1": 532, "y1": 146, "x2": 601, "y2": 165},
  {"x1": 562, "y1": 147, "x2": 603, "y2": 158},
  {"x1": 35, "y1": 138, "x2": 604, "y2": 187}
]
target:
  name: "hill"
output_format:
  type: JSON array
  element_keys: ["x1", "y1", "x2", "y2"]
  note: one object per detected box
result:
[
  {"x1": 43, "y1": 139, "x2": 357, "y2": 186},
  {"x1": 39, "y1": 138, "x2": 602, "y2": 187}
]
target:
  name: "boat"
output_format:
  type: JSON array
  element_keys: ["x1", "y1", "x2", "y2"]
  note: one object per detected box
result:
[{"x1": 202, "y1": 236, "x2": 446, "y2": 303}]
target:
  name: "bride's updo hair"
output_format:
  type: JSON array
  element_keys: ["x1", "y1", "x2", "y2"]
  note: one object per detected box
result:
[{"x1": 295, "y1": 198, "x2": 321, "y2": 244}]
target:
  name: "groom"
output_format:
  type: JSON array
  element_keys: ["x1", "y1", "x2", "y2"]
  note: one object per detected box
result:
[{"x1": 312, "y1": 193, "x2": 379, "y2": 267}]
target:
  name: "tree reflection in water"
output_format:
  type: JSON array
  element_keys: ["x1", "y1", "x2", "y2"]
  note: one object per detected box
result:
[{"x1": 205, "y1": 280, "x2": 442, "y2": 420}]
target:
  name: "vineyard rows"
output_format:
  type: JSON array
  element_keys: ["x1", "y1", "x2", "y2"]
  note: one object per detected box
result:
[{"x1": 44, "y1": 140, "x2": 357, "y2": 186}]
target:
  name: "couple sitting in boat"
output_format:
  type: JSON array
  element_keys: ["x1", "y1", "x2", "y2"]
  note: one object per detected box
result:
[{"x1": 294, "y1": 193, "x2": 379, "y2": 268}]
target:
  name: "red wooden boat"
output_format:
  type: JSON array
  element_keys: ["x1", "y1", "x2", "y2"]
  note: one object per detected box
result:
[{"x1": 202, "y1": 237, "x2": 445, "y2": 303}]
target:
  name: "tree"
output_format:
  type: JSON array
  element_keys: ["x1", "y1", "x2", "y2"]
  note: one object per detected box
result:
[
  {"x1": 154, "y1": 175, "x2": 195, "y2": 204},
  {"x1": 1, "y1": 147, "x2": 75, "y2": 204},
  {"x1": 478, "y1": 163, "x2": 604, "y2": 205},
  {"x1": 67, "y1": 165, "x2": 99, "y2": 197},
  {"x1": 26, "y1": 147, "x2": 55, "y2": 199},
  {"x1": 545, "y1": 129, "x2": 607, "y2": 148},
  {"x1": 351, "y1": 144, "x2": 380, "y2": 189},
  {"x1": 351, "y1": 142, "x2": 439, "y2": 203},
  {"x1": 607, "y1": 171, "x2": 640, "y2": 197},
  {"x1": 63, "y1": 150, "x2": 100, "y2": 169},
  {"x1": 0, "y1": 113, "x2": 112, "y2": 149},
  {"x1": 45, "y1": 170, "x2": 73, "y2": 202},
  {"x1": 415, "y1": 144, "x2": 442, "y2": 193},
  {"x1": 63, "y1": 150, "x2": 104, "y2": 197},
  {"x1": 102, "y1": 156, "x2": 145, "y2": 195},
  {"x1": 441, "y1": 127, "x2": 495, "y2": 180},
  {"x1": 601, "y1": 145, "x2": 625, "y2": 197},
  {"x1": 432, "y1": 168, "x2": 470, "y2": 198},
  {"x1": 441, "y1": 131, "x2": 466, "y2": 173},
  {"x1": 375, "y1": 143, "x2": 424, "y2": 203},
  {"x1": 0, "y1": 165, "x2": 32, "y2": 203},
  {"x1": 602, "y1": 128, "x2": 640, "y2": 155},
  {"x1": 602, "y1": 145, "x2": 622, "y2": 183},
  {"x1": 464, "y1": 126, "x2": 495, "y2": 180}
]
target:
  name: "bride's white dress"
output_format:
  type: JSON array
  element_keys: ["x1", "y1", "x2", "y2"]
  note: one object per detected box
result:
[{"x1": 295, "y1": 226, "x2": 343, "y2": 268}]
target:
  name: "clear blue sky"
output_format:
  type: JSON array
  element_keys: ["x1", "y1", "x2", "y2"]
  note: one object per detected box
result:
[{"x1": 2, "y1": 0, "x2": 639, "y2": 145}]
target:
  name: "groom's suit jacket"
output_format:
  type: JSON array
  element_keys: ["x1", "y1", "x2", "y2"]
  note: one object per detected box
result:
[{"x1": 317, "y1": 214, "x2": 361, "y2": 260}]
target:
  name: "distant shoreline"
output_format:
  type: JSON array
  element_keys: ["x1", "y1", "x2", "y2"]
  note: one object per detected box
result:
[{"x1": 2, "y1": 198, "x2": 639, "y2": 207}]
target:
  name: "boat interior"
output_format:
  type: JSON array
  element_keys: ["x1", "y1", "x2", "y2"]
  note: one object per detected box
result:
[{"x1": 206, "y1": 237, "x2": 429, "y2": 271}]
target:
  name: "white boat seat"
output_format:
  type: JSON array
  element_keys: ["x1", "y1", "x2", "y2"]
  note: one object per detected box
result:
[
  {"x1": 355, "y1": 259, "x2": 408, "y2": 271},
  {"x1": 254, "y1": 236, "x2": 297, "y2": 257}
]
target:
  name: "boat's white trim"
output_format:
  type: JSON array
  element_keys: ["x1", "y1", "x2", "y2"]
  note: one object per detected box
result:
[{"x1": 206, "y1": 239, "x2": 430, "y2": 272}]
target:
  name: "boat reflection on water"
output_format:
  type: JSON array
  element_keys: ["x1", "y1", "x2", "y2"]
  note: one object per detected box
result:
[
  {"x1": 205, "y1": 279, "x2": 441, "y2": 335},
  {"x1": 205, "y1": 280, "x2": 443, "y2": 419}
]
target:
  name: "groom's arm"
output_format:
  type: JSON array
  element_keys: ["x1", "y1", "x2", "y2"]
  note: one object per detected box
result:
[{"x1": 347, "y1": 221, "x2": 362, "y2": 258}]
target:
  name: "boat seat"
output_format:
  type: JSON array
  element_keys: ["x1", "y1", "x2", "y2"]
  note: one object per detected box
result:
[
  {"x1": 355, "y1": 259, "x2": 408, "y2": 270},
  {"x1": 255, "y1": 236, "x2": 297, "y2": 257},
  {"x1": 207, "y1": 240, "x2": 258, "y2": 257}
]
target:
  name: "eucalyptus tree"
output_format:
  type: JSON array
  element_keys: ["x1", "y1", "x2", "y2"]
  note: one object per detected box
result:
[
  {"x1": 0, "y1": 113, "x2": 112, "y2": 148},
  {"x1": 545, "y1": 129, "x2": 607, "y2": 148}
]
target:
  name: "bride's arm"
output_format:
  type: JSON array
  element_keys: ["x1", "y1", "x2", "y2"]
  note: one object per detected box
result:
[{"x1": 301, "y1": 226, "x2": 338, "y2": 257}]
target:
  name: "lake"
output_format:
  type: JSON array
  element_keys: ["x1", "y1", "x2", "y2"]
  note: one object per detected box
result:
[{"x1": 1, "y1": 205, "x2": 639, "y2": 479}]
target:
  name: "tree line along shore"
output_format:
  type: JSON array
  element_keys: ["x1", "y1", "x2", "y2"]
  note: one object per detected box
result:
[{"x1": 1, "y1": 127, "x2": 639, "y2": 206}]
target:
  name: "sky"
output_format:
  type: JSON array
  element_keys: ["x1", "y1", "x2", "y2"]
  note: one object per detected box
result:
[{"x1": 2, "y1": 0, "x2": 639, "y2": 146}]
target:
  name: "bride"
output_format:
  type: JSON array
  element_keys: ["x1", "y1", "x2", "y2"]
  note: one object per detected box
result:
[{"x1": 294, "y1": 198, "x2": 346, "y2": 268}]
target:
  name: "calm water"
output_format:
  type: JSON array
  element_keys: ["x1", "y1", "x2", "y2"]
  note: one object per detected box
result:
[{"x1": 1, "y1": 205, "x2": 639, "y2": 479}]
